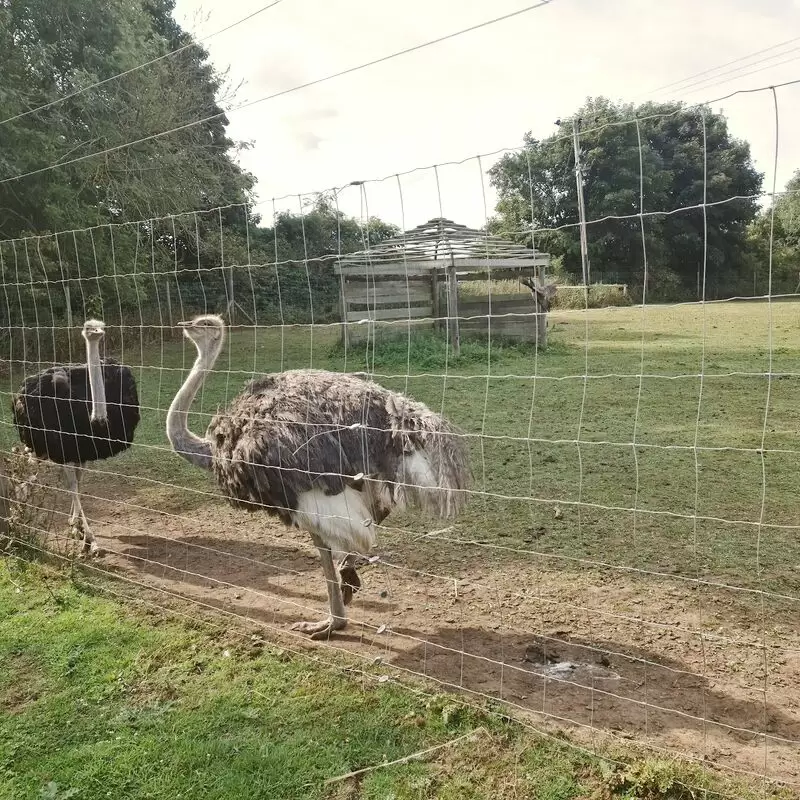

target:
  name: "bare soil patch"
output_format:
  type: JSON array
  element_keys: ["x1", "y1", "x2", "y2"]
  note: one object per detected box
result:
[{"x1": 71, "y1": 480, "x2": 800, "y2": 791}]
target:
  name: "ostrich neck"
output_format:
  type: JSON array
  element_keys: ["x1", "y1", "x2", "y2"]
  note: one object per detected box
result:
[
  {"x1": 166, "y1": 340, "x2": 220, "y2": 471},
  {"x1": 85, "y1": 339, "x2": 107, "y2": 422}
]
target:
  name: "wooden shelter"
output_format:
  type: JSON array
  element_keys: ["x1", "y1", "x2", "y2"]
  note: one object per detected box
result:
[{"x1": 335, "y1": 217, "x2": 552, "y2": 353}]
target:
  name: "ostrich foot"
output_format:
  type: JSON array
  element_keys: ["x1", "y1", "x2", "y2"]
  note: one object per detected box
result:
[
  {"x1": 81, "y1": 537, "x2": 102, "y2": 557},
  {"x1": 68, "y1": 520, "x2": 102, "y2": 557},
  {"x1": 291, "y1": 616, "x2": 347, "y2": 640},
  {"x1": 339, "y1": 565, "x2": 361, "y2": 606}
]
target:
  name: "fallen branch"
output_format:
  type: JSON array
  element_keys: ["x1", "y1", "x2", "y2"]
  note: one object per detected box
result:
[{"x1": 323, "y1": 726, "x2": 488, "y2": 785}]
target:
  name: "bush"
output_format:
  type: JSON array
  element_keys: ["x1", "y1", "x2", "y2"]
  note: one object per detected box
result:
[{"x1": 550, "y1": 284, "x2": 632, "y2": 309}]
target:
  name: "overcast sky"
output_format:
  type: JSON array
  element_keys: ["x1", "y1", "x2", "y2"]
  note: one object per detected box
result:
[{"x1": 172, "y1": 0, "x2": 800, "y2": 230}]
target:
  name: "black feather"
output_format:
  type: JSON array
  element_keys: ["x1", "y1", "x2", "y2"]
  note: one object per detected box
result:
[{"x1": 11, "y1": 359, "x2": 140, "y2": 465}]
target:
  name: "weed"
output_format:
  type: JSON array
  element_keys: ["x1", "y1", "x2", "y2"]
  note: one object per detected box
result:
[{"x1": 0, "y1": 447, "x2": 59, "y2": 559}]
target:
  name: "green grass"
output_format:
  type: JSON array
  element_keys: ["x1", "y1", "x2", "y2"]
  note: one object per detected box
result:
[
  {"x1": 4, "y1": 299, "x2": 791, "y2": 596},
  {"x1": 0, "y1": 562, "x2": 782, "y2": 800}
]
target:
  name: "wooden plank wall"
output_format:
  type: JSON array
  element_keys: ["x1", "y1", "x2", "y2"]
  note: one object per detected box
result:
[
  {"x1": 458, "y1": 297, "x2": 543, "y2": 341},
  {"x1": 338, "y1": 270, "x2": 545, "y2": 345},
  {"x1": 339, "y1": 273, "x2": 436, "y2": 344}
]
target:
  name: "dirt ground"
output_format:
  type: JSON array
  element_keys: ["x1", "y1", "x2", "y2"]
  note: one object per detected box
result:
[{"x1": 66, "y1": 480, "x2": 800, "y2": 792}]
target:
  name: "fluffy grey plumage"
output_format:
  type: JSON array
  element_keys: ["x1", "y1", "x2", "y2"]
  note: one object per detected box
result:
[
  {"x1": 166, "y1": 314, "x2": 471, "y2": 639},
  {"x1": 210, "y1": 369, "x2": 469, "y2": 525}
]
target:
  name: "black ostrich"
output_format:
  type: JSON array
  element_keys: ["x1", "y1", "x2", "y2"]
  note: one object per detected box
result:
[{"x1": 11, "y1": 319, "x2": 140, "y2": 553}]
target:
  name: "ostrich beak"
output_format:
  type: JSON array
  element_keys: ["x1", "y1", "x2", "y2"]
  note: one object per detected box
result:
[{"x1": 177, "y1": 321, "x2": 191, "y2": 327}]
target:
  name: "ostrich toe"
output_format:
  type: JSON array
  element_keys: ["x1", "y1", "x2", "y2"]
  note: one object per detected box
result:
[
  {"x1": 69, "y1": 517, "x2": 102, "y2": 557},
  {"x1": 81, "y1": 537, "x2": 102, "y2": 557},
  {"x1": 291, "y1": 616, "x2": 347, "y2": 640}
]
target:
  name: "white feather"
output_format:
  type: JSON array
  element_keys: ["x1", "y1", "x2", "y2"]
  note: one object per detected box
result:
[{"x1": 292, "y1": 487, "x2": 377, "y2": 555}]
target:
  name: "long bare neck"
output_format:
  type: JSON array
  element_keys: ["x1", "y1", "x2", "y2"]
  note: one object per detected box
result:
[
  {"x1": 166, "y1": 338, "x2": 221, "y2": 471},
  {"x1": 85, "y1": 338, "x2": 107, "y2": 422}
]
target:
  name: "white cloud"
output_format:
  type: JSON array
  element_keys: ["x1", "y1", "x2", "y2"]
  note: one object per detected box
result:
[{"x1": 174, "y1": 0, "x2": 800, "y2": 228}]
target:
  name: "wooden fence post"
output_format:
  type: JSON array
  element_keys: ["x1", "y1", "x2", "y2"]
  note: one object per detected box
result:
[
  {"x1": 165, "y1": 281, "x2": 173, "y2": 326},
  {"x1": 446, "y1": 261, "x2": 460, "y2": 357},
  {"x1": 536, "y1": 291, "x2": 548, "y2": 350},
  {"x1": 225, "y1": 266, "x2": 235, "y2": 324},
  {"x1": 431, "y1": 268, "x2": 441, "y2": 332},
  {"x1": 338, "y1": 274, "x2": 348, "y2": 347},
  {"x1": 64, "y1": 284, "x2": 73, "y2": 329},
  {"x1": 535, "y1": 264, "x2": 547, "y2": 350},
  {"x1": 0, "y1": 459, "x2": 9, "y2": 539}
]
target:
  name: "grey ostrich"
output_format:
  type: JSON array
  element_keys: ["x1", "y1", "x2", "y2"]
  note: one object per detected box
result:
[{"x1": 165, "y1": 314, "x2": 471, "y2": 639}]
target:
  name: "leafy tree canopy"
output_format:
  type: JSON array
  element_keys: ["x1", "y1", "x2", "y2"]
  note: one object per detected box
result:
[
  {"x1": 0, "y1": 0, "x2": 254, "y2": 239},
  {"x1": 489, "y1": 97, "x2": 763, "y2": 300},
  {"x1": 747, "y1": 169, "x2": 800, "y2": 295}
]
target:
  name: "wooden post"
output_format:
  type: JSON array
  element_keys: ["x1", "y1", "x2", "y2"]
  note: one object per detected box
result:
[
  {"x1": 63, "y1": 283, "x2": 73, "y2": 329},
  {"x1": 522, "y1": 273, "x2": 549, "y2": 351},
  {"x1": 535, "y1": 263, "x2": 547, "y2": 350},
  {"x1": 0, "y1": 458, "x2": 8, "y2": 540},
  {"x1": 536, "y1": 290, "x2": 548, "y2": 350},
  {"x1": 446, "y1": 260, "x2": 460, "y2": 357},
  {"x1": 225, "y1": 266, "x2": 235, "y2": 324},
  {"x1": 338, "y1": 274, "x2": 348, "y2": 347},
  {"x1": 165, "y1": 281, "x2": 173, "y2": 326},
  {"x1": 431, "y1": 268, "x2": 441, "y2": 332}
]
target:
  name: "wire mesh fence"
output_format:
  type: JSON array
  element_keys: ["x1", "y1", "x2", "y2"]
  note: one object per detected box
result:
[{"x1": 2, "y1": 80, "x2": 800, "y2": 796}]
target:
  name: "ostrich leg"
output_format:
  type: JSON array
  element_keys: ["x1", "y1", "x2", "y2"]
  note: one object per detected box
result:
[
  {"x1": 292, "y1": 533, "x2": 347, "y2": 640},
  {"x1": 338, "y1": 552, "x2": 362, "y2": 606},
  {"x1": 64, "y1": 465, "x2": 79, "y2": 528},
  {"x1": 63, "y1": 465, "x2": 99, "y2": 555}
]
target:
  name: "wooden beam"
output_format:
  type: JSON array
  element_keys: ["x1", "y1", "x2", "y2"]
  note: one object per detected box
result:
[
  {"x1": 343, "y1": 275, "x2": 431, "y2": 285},
  {"x1": 338, "y1": 273, "x2": 348, "y2": 346},
  {"x1": 345, "y1": 305, "x2": 433, "y2": 322},
  {"x1": 335, "y1": 263, "x2": 434, "y2": 277},
  {"x1": 342, "y1": 283, "x2": 432, "y2": 303},
  {"x1": 347, "y1": 293, "x2": 431, "y2": 308},
  {"x1": 431, "y1": 268, "x2": 441, "y2": 332},
  {"x1": 335, "y1": 256, "x2": 550, "y2": 275},
  {"x1": 446, "y1": 261, "x2": 460, "y2": 357}
]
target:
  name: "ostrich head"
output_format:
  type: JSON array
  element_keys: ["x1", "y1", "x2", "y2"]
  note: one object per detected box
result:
[
  {"x1": 177, "y1": 314, "x2": 226, "y2": 357},
  {"x1": 81, "y1": 319, "x2": 106, "y2": 343}
]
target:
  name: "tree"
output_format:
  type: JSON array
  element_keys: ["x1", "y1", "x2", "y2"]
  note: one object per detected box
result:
[
  {"x1": 0, "y1": 0, "x2": 255, "y2": 355},
  {"x1": 489, "y1": 97, "x2": 762, "y2": 300},
  {"x1": 0, "y1": 0, "x2": 253, "y2": 236},
  {"x1": 246, "y1": 197, "x2": 399, "y2": 324},
  {"x1": 747, "y1": 169, "x2": 800, "y2": 296}
]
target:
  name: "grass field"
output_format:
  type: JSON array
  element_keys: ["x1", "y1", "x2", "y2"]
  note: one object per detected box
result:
[
  {"x1": 7, "y1": 298, "x2": 795, "y2": 592},
  {"x1": 2, "y1": 299, "x2": 800, "y2": 797}
]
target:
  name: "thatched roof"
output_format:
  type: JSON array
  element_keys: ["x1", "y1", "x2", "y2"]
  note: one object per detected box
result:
[{"x1": 335, "y1": 217, "x2": 549, "y2": 275}]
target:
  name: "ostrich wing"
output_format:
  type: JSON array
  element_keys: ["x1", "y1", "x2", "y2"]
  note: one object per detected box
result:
[{"x1": 208, "y1": 369, "x2": 470, "y2": 524}]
